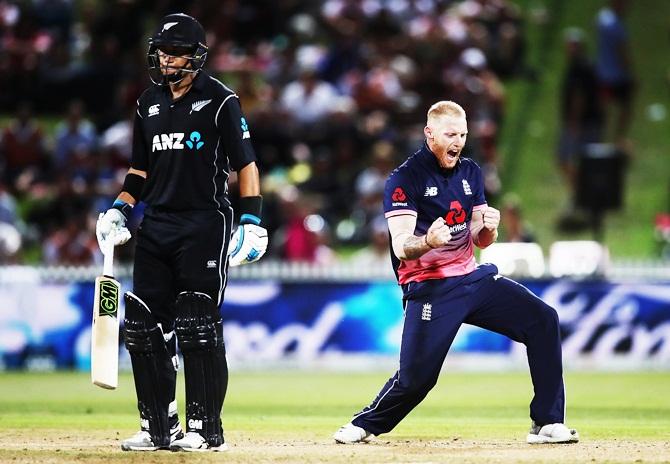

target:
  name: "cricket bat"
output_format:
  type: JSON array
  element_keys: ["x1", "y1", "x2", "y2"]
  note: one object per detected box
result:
[{"x1": 91, "y1": 240, "x2": 120, "y2": 389}]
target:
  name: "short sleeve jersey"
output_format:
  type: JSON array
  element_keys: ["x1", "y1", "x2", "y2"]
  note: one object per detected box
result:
[
  {"x1": 132, "y1": 71, "x2": 256, "y2": 211},
  {"x1": 596, "y1": 8, "x2": 630, "y2": 83},
  {"x1": 383, "y1": 143, "x2": 487, "y2": 284}
]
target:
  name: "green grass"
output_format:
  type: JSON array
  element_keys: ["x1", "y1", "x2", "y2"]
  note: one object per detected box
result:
[
  {"x1": 499, "y1": 0, "x2": 670, "y2": 258},
  {"x1": 1, "y1": 370, "x2": 668, "y2": 438},
  {"x1": 0, "y1": 371, "x2": 668, "y2": 462}
]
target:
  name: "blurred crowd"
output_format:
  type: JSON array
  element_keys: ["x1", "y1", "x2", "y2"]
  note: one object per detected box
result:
[{"x1": 0, "y1": 0, "x2": 530, "y2": 265}]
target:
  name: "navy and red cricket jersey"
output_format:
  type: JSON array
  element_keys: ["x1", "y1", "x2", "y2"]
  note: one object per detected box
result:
[{"x1": 383, "y1": 143, "x2": 487, "y2": 283}]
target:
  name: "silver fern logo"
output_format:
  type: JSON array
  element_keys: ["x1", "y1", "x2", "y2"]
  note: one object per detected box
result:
[
  {"x1": 190, "y1": 99, "x2": 212, "y2": 114},
  {"x1": 161, "y1": 22, "x2": 178, "y2": 32}
]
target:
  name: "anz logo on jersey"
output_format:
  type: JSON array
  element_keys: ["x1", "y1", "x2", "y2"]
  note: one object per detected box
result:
[{"x1": 151, "y1": 131, "x2": 205, "y2": 152}]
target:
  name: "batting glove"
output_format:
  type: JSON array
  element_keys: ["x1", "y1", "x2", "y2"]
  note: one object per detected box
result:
[
  {"x1": 228, "y1": 224, "x2": 268, "y2": 266},
  {"x1": 96, "y1": 208, "x2": 131, "y2": 250}
]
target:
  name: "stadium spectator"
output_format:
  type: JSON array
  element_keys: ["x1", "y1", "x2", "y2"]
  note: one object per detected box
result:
[
  {"x1": 595, "y1": 0, "x2": 635, "y2": 146},
  {"x1": 444, "y1": 47, "x2": 504, "y2": 200},
  {"x1": 556, "y1": 28, "x2": 604, "y2": 191},
  {"x1": 42, "y1": 214, "x2": 96, "y2": 265},
  {"x1": 499, "y1": 193, "x2": 536, "y2": 243},
  {"x1": 349, "y1": 215, "x2": 392, "y2": 271},
  {"x1": 351, "y1": 141, "x2": 396, "y2": 242},
  {"x1": 272, "y1": 184, "x2": 333, "y2": 264},
  {"x1": 53, "y1": 100, "x2": 97, "y2": 171},
  {"x1": 0, "y1": 102, "x2": 48, "y2": 191},
  {"x1": 279, "y1": 51, "x2": 341, "y2": 127},
  {"x1": 0, "y1": 182, "x2": 22, "y2": 263}
]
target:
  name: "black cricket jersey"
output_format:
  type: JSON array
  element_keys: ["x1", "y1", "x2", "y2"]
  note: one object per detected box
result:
[{"x1": 131, "y1": 71, "x2": 256, "y2": 211}]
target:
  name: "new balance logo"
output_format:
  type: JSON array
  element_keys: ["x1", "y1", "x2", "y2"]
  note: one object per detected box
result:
[
  {"x1": 421, "y1": 303, "x2": 432, "y2": 321},
  {"x1": 148, "y1": 104, "x2": 160, "y2": 117},
  {"x1": 190, "y1": 99, "x2": 212, "y2": 114},
  {"x1": 424, "y1": 186, "x2": 438, "y2": 197},
  {"x1": 462, "y1": 179, "x2": 472, "y2": 195},
  {"x1": 188, "y1": 419, "x2": 203, "y2": 430},
  {"x1": 493, "y1": 274, "x2": 502, "y2": 280}
]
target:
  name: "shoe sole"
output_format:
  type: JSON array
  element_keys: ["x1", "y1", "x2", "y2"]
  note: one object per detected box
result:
[
  {"x1": 334, "y1": 438, "x2": 356, "y2": 444},
  {"x1": 333, "y1": 435, "x2": 373, "y2": 444},
  {"x1": 121, "y1": 444, "x2": 161, "y2": 451},
  {"x1": 527, "y1": 433, "x2": 579, "y2": 444},
  {"x1": 170, "y1": 443, "x2": 228, "y2": 452}
]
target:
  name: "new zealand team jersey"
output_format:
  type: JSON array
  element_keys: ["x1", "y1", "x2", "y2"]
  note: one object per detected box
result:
[
  {"x1": 383, "y1": 143, "x2": 487, "y2": 284},
  {"x1": 131, "y1": 71, "x2": 256, "y2": 211}
]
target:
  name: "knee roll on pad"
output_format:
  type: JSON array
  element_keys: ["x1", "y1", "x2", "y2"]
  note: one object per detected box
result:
[
  {"x1": 175, "y1": 291, "x2": 228, "y2": 447},
  {"x1": 175, "y1": 291, "x2": 223, "y2": 350},
  {"x1": 124, "y1": 292, "x2": 178, "y2": 448}
]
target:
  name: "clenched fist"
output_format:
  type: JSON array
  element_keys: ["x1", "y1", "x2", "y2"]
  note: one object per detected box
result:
[
  {"x1": 482, "y1": 207, "x2": 500, "y2": 231},
  {"x1": 425, "y1": 217, "x2": 452, "y2": 248}
]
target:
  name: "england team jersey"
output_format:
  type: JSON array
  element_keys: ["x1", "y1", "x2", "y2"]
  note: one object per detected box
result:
[{"x1": 383, "y1": 143, "x2": 487, "y2": 284}]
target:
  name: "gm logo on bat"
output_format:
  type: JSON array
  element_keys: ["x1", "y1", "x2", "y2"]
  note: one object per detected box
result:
[{"x1": 98, "y1": 280, "x2": 119, "y2": 317}]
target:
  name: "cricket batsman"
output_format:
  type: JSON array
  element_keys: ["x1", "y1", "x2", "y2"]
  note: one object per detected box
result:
[{"x1": 95, "y1": 13, "x2": 267, "y2": 452}]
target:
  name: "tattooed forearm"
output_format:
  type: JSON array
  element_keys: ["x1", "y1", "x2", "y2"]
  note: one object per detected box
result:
[{"x1": 402, "y1": 235, "x2": 432, "y2": 260}]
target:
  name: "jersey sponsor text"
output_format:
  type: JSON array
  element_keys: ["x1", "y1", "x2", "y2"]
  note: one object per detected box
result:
[
  {"x1": 449, "y1": 222, "x2": 467, "y2": 233},
  {"x1": 152, "y1": 133, "x2": 185, "y2": 151}
]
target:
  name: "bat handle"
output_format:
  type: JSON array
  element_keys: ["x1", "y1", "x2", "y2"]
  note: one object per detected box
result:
[{"x1": 102, "y1": 240, "x2": 115, "y2": 277}]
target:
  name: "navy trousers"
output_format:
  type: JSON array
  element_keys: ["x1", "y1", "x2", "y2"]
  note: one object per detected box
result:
[{"x1": 352, "y1": 264, "x2": 565, "y2": 435}]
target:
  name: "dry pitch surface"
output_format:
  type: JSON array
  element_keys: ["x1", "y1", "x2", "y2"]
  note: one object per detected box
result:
[
  {"x1": 1, "y1": 371, "x2": 668, "y2": 463},
  {"x1": 1, "y1": 431, "x2": 668, "y2": 463}
]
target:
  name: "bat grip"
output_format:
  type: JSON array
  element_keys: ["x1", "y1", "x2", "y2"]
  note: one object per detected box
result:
[{"x1": 102, "y1": 241, "x2": 115, "y2": 277}]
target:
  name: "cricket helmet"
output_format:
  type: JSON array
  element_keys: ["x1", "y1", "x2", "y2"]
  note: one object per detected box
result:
[{"x1": 147, "y1": 13, "x2": 208, "y2": 86}]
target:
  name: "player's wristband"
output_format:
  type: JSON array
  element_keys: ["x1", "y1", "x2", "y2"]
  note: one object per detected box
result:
[
  {"x1": 121, "y1": 172, "x2": 145, "y2": 202},
  {"x1": 239, "y1": 196, "x2": 262, "y2": 225},
  {"x1": 112, "y1": 199, "x2": 133, "y2": 219}
]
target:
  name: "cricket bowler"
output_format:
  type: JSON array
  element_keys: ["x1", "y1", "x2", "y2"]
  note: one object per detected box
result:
[{"x1": 333, "y1": 101, "x2": 579, "y2": 445}]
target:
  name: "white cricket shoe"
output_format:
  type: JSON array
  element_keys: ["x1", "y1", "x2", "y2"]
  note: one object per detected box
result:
[
  {"x1": 333, "y1": 423, "x2": 373, "y2": 444},
  {"x1": 170, "y1": 432, "x2": 228, "y2": 452},
  {"x1": 527, "y1": 421, "x2": 579, "y2": 444},
  {"x1": 121, "y1": 431, "x2": 160, "y2": 451},
  {"x1": 121, "y1": 424, "x2": 184, "y2": 451}
]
